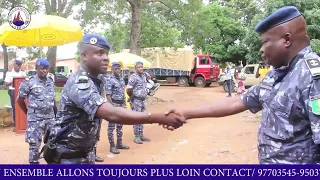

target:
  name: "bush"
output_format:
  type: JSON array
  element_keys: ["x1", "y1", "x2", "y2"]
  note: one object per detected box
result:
[{"x1": 0, "y1": 85, "x2": 6, "y2": 90}]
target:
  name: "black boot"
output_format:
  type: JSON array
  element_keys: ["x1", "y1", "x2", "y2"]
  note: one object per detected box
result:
[
  {"x1": 116, "y1": 140, "x2": 130, "y2": 150},
  {"x1": 140, "y1": 132, "x2": 150, "y2": 142},
  {"x1": 134, "y1": 135, "x2": 143, "y2": 144},
  {"x1": 94, "y1": 148, "x2": 104, "y2": 162},
  {"x1": 29, "y1": 162, "x2": 39, "y2": 164},
  {"x1": 110, "y1": 146, "x2": 120, "y2": 154},
  {"x1": 116, "y1": 136, "x2": 130, "y2": 149}
]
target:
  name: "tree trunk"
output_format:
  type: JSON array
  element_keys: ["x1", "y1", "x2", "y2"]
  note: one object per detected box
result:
[
  {"x1": 129, "y1": 0, "x2": 142, "y2": 56},
  {"x1": 47, "y1": 46, "x2": 57, "y2": 74},
  {"x1": 2, "y1": 44, "x2": 9, "y2": 80}
]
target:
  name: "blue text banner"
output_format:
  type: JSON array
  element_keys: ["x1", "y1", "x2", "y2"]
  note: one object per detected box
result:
[{"x1": 0, "y1": 165, "x2": 320, "y2": 180}]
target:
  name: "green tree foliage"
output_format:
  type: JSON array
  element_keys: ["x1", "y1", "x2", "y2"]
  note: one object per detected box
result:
[
  {"x1": 140, "y1": 4, "x2": 184, "y2": 48},
  {"x1": 243, "y1": 13, "x2": 265, "y2": 63},
  {"x1": 244, "y1": 0, "x2": 320, "y2": 63},
  {"x1": 311, "y1": 39, "x2": 320, "y2": 54},
  {"x1": 190, "y1": 2, "x2": 247, "y2": 64},
  {"x1": 104, "y1": 23, "x2": 130, "y2": 53}
]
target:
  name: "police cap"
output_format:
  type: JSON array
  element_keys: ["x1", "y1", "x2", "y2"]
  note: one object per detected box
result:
[
  {"x1": 36, "y1": 58, "x2": 50, "y2": 67},
  {"x1": 135, "y1": 61, "x2": 143, "y2": 67},
  {"x1": 255, "y1": 6, "x2": 301, "y2": 34},
  {"x1": 81, "y1": 34, "x2": 111, "y2": 50},
  {"x1": 112, "y1": 62, "x2": 121, "y2": 68}
]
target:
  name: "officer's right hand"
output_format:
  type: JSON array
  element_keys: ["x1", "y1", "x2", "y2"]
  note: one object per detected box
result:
[
  {"x1": 160, "y1": 108, "x2": 187, "y2": 131},
  {"x1": 154, "y1": 110, "x2": 186, "y2": 130}
]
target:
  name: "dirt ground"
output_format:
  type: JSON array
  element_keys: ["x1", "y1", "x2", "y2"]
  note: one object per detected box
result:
[{"x1": 0, "y1": 83, "x2": 261, "y2": 164}]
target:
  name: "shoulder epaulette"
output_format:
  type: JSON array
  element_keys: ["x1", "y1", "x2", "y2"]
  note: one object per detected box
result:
[
  {"x1": 77, "y1": 71, "x2": 90, "y2": 90},
  {"x1": 304, "y1": 57, "x2": 320, "y2": 77}
]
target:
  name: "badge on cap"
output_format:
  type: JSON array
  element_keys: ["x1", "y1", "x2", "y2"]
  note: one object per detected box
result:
[{"x1": 90, "y1": 37, "x2": 97, "y2": 45}]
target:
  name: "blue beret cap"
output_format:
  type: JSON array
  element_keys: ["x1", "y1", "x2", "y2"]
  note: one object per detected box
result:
[
  {"x1": 112, "y1": 62, "x2": 121, "y2": 67},
  {"x1": 255, "y1": 6, "x2": 301, "y2": 34},
  {"x1": 135, "y1": 61, "x2": 143, "y2": 66},
  {"x1": 81, "y1": 34, "x2": 111, "y2": 50},
  {"x1": 36, "y1": 58, "x2": 50, "y2": 67},
  {"x1": 15, "y1": 60, "x2": 22, "y2": 65}
]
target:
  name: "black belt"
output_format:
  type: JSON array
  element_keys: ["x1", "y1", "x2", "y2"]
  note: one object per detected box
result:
[
  {"x1": 112, "y1": 100, "x2": 125, "y2": 104},
  {"x1": 60, "y1": 151, "x2": 86, "y2": 159},
  {"x1": 133, "y1": 96, "x2": 145, "y2": 101},
  {"x1": 30, "y1": 108, "x2": 54, "y2": 114}
]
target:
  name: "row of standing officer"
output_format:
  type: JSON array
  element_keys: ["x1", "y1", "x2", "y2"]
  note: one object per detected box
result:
[
  {"x1": 13, "y1": 58, "x2": 152, "y2": 163},
  {"x1": 101, "y1": 60, "x2": 151, "y2": 155},
  {"x1": 15, "y1": 34, "x2": 182, "y2": 164}
]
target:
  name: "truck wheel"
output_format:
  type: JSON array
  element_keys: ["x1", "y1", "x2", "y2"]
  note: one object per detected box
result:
[
  {"x1": 223, "y1": 82, "x2": 228, "y2": 92},
  {"x1": 177, "y1": 77, "x2": 189, "y2": 87},
  {"x1": 223, "y1": 81, "x2": 235, "y2": 92},
  {"x1": 205, "y1": 82, "x2": 212, "y2": 87},
  {"x1": 195, "y1": 77, "x2": 206, "y2": 88}
]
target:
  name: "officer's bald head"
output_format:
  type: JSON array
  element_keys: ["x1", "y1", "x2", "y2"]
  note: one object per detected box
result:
[
  {"x1": 259, "y1": 16, "x2": 310, "y2": 68},
  {"x1": 255, "y1": 6, "x2": 311, "y2": 68},
  {"x1": 265, "y1": 16, "x2": 309, "y2": 44}
]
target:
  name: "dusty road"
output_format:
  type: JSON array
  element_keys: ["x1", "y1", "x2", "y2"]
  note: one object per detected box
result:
[{"x1": 0, "y1": 83, "x2": 261, "y2": 164}]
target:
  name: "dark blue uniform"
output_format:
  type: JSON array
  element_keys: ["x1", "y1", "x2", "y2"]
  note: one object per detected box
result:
[
  {"x1": 242, "y1": 6, "x2": 320, "y2": 164},
  {"x1": 19, "y1": 58, "x2": 55, "y2": 164},
  {"x1": 45, "y1": 34, "x2": 110, "y2": 164},
  {"x1": 103, "y1": 62, "x2": 130, "y2": 153}
]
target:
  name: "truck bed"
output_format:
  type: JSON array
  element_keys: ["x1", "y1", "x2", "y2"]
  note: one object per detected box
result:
[
  {"x1": 145, "y1": 68, "x2": 190, "y2": 77},
  {"x1": 120, "y1": 68, "x2": 190, "y2": 80}
]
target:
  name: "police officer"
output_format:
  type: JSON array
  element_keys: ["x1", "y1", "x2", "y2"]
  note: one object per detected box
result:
[
  {"x1": 171, "y1": 6, "x2": 320, "y2": 164},
  {"x1": 17, "y1": 58, "x2": 56, "y2": 164},
  {"x1": 43, "y1": 34, "x2": 185, "y2": 164},
  {"x1": 4, "y1": 59, "x2": 26, "y2": 131},
  {"x1": 126, "y1": 61, "x2": 150, "y2": 144},
  {"x1": 104, "y1": 62, "x2": 130, "y2": 154}
]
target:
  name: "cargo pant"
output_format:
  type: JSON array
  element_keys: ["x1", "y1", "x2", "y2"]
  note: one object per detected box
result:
[
  {"x1": 56, "y1": 145, "x2": 95, "y2": 164},
  {"x1": 131, "y1": 99, "x2": 146, "y2": 137},
  {"x1": 108, "y1": 103, "x2": 125, "y2": 146},
  {"x1": 25, "y1": 117, "x2": 54, "y2": 163},
  {"x1": 93, "y1": 118, "x2": 102, "y2": 160}
]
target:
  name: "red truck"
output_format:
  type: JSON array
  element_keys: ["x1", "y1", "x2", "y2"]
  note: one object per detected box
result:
[{"x1": 146, "y1": 54, "x2": 220, "y2": 88}]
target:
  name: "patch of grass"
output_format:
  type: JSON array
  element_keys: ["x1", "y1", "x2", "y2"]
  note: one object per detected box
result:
[
  {"x1": 0, "y1": 90, "x2": 10, "y2": 107},
  {"x1": 0, "y1": 90, "x2": 61, "y2": 108}
]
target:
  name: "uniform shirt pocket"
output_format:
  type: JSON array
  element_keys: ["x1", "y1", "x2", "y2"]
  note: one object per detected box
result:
[
  {"x1": 265, "y1": 94, "x2": 295, "y2": 141},
  {"x1": 270, "y1": 94, "x2": 294, "y2": 114},
  {"x1": 32, "y1": 86, "x2": 45, "y2": 100}
]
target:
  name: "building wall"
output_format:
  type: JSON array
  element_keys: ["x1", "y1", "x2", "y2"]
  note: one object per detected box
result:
[
  {"x1": 56, "y1": 58, "x2": 79, "y2": 74},
  {"x1": 28, "y1": 58, "x2": 79, "y2": 74}
]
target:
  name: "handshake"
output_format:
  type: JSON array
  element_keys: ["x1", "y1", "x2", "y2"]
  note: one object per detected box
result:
[{"x1": 152, "y1": 109, "x2": 188, "y2": 131}]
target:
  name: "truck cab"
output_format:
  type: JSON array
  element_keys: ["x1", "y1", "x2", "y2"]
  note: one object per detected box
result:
[{"x1": 189, "y1": 55, "x2": 217, "y2": 87}]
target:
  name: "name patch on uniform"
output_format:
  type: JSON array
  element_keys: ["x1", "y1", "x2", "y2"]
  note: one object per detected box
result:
[
  {"x1": 310, "y1": 95, "x2": 320, "y2": 115},
  {"x1": 305, "y1": 58, "x2": 320, "y2": 77}
]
